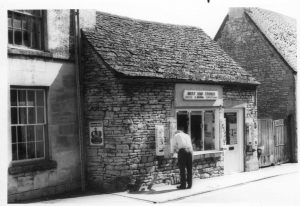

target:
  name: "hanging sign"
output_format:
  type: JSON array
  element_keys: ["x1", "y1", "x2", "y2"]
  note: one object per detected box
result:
[
  {"x1": 89, "y1": 121, "x2": 104, "y2": 146},
  {"x1": 183, "y1": 90, "x2": 218, "y2": 100},
  {"x1": 155, "y1": 125, "x2": 165, "y2": 156}
]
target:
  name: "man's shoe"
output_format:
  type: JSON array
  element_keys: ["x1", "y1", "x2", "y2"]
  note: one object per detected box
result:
[
  {"x1": 187, "y1": 185, "x2": 192, "y2": 189},
  {"x1": 177, "y1": 185, "x2": 186, "y2": 189}
]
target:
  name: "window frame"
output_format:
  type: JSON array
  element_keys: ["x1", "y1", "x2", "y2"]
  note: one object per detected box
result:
[
  {"x1": 8, "y1": 10, "x2": 45, "y2": 50},
  {"x1": 10, "y1": 87, "x2": 49, "y2": 163},
  {"x1": 176, "y1": 108, "x2": 219, "y2": 153}
]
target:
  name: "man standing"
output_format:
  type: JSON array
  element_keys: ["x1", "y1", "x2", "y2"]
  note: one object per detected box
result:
[{"x1": 172, "y1": 126, "x2": 193, "y2": 189}]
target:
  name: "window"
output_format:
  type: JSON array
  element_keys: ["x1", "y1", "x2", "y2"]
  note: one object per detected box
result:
[
  {"x1": 224, "y1": 112, "x2": 237, "y2": 145},
  {"x1": 10, "y1": 88, "x2": 46, "y2": 161},
  {"x1": 8, "y1": 10, "x2": 44, "y2": 50},
  {"x1": 177, "y1": 110, "x2": 215, "y2": 151}
]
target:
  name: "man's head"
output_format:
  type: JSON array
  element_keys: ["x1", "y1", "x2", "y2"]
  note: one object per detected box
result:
[{"x1": 176, "y1": 125, "x2": 185, "y2": 134}]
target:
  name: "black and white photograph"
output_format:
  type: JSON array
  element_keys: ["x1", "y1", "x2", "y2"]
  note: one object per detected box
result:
[{"x1": 0, "y1": 0, "x2": 299, "y2": 205}]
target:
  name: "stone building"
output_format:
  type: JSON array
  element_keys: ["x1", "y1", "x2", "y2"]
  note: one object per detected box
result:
[
  {"x1": 214, "y1": 8, "x2": 297, "y2": 163},
  {"x1": 81, "y1": 11, "x2": 260, "y2": 192},
  {"x1": 7, "y1": 10, "x2": 96, "y2": 202}
]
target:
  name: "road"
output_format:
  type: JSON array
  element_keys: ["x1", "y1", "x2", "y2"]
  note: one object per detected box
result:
[{"x1": 168, "y1": 172, "x2": 300, "y2": 205}]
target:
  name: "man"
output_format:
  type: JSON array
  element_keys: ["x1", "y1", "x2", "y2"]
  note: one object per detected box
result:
[{"x1": 172, "y1": 126, "x2": 193, "y2": 189}]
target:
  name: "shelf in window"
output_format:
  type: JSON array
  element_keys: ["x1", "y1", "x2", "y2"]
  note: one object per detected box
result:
[{"x1": 193, "y1": 150, "x2": 223, "y2": 159}]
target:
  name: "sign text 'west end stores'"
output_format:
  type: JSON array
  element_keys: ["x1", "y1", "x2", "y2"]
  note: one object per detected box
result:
[{"x1": 183, "y1": 90, "x2": 218, "y2": 100}]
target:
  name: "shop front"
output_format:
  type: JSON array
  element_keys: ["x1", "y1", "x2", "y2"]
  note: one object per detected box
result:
[{"x1": 81, "y1": 11, "x2": 259, "y2": 192}]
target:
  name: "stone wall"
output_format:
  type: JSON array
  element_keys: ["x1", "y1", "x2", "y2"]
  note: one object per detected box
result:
[
  {"x1": 82, "y1": 40, "x2": 224, "y2": 192},
  {"x1": 215, "y1": 8, "x2": 297, "y2": 162}
]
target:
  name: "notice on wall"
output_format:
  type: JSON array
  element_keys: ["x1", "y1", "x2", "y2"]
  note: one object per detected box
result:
[
  {"x1": 89, "y1": 121, "x2": 104, "y2": 146},
  {"x1": 155, "y1": 125, "x2": 165, "y2": 156},
  {"x1": 220, "y1": 117, "x2": 226, "y2": 148},
  {"x1": 183, "y1": 90, "x2": 218, "y2": 100}
]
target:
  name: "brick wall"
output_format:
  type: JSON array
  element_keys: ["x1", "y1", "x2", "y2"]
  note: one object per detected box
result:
[
  {"x1": 215, "y1": 8, "x2": 297, "y2": 162},
  {"x1": 82, "y1": 40, "x2": 225, "y2": 192}
]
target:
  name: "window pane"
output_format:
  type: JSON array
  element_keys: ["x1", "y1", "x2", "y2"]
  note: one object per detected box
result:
[
  {"x1": 27, "y1": 125, "x2": 35, "y2": 142},
  {"x1": 17, "y1": 126, "x2": 26, "y2": 143},
  {"x1": 18, "y1": 90, "x2": 26, "y2": 106},
  {"x1": 11, "y1": 108, "x2": 18, "y2": 124},
  {"x1": 36, "y1": 125, "x2": 44, "y2": 141},
  {"x1": 27, "y1": 142, "x2": 36, "y2": 159},
  {"x1": 36, "y1": 90, "x2": 44, "y2": 106},
  {"x1": 12, "y1": 144, "x2": 18, "y2": 160},
  {"x1": 18, "y1": 143, "x2": 27, "y2": 160},
  {"x1": 33, "y1": 10, "x2": 42, "y2": 17},
  {"x1": 204, "y1": 111, "x2": 215, "y2": 150},
  {"x1": 11, "y1": 126, "x2": 17, "y2": 143},
  {"x1": 22, "y1": 16, "x2": 31, "y2": 30},
  {"x1": 10, "y1": 89, "x2": 17, "y2": 106},
  {"x1": 27, "y1": 90, "x2": 35, "y2": 106},
  {"x1": 191, "y1": 111, "x2": 203, "y2": 151},
  {"x1": 37, "y1": 107, "x2": 44, "y2": 123},
  {"x1": 36, "y1": 142, "x2": 44, "y2": 158},
  {"x1": 19, "y1": 108, "x2": 27, "y2": 124},
  {"x1": 13, "y1": 13, "x2": 22, "y2": 29},
  {"x1": 23, "y1": 30, "x2": 31, "y2": 47},
  {"x1": 224, "y1": 112, "x2": 237, "y2": 145},
  {"x1": 8, "y1": 29, "x2": 13, "y2": 44},
  {"x1": 32, "y1": 19, "x2": 41, "y2": 49},
  {"x1": 177, "y1": 111, "x2": 189, "y2": 134},
  {"x1": 28, "y1": 108, "x2": 36, "y2": 124},
  {"x1": 8, "y1": 11, "x2": 12, "y2": 27},
  {"x1": 14, "y1": 30, "x2": 22, "y2": 45}
]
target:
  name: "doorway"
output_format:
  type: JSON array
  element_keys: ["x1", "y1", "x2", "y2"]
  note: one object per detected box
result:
[{"x1": 224, "y1": 109, "x2": 244, "y2": 174}]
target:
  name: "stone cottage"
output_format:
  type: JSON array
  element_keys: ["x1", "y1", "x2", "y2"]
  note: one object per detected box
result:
[
  {"x1": 7, "y1": 10, "x2": 96, "y2": 202},
  {"x1": 81, "y1": 11, "x2": 260, "y2": 192},
  {"x1": 214, "y1": 8, "x2": 297, "y2": 165}
]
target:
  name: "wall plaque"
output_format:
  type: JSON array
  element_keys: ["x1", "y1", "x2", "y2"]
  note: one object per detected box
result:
[
  {"x1": 155, "y1": 125, "x2": 165, "y2": 156},
  {"x1": 183, "y1": 90, "x2": 218, "y2": 100}
]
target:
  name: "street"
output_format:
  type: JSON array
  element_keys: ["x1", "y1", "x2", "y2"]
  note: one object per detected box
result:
[
  {"x1": 169, "y1": 172, "x2": 300, "y2": 205},
  {"x1": 40, "y1": 169, "x2": 300, "y2": 205}
]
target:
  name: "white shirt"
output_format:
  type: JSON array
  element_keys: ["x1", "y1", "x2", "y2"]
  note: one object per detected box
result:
[{"x1": 173, "y1": 131, "x2": 193, "y2": 153}]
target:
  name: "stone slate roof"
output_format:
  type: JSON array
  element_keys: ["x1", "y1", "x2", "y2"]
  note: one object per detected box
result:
[
  {"x1": 83, "y1": 11, "x2": 259, "y2": 85},
  {"x1": 246, "y1": 8, "x2": 297, "y2": 72}
]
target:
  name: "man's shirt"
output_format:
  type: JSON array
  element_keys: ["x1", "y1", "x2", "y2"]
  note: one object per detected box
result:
[{"x1": 173, "y1": 131, "x2": 193, "y2": 153}]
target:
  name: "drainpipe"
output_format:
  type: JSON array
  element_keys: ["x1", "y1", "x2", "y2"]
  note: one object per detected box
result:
[{"x1": 73, "y1": 9, "x2": 86, "y2": 192}]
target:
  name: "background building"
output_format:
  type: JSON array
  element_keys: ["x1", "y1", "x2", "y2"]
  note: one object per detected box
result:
[
  {"x1": 214, "y1": 7, "x2": 297, "y2": 165},
  {"x1": 7, "y1": 9, "x2": 95, "y2": 202}
]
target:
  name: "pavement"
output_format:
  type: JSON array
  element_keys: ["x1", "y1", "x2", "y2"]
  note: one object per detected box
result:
[{"x1": 41, "y1": 163, "x2": 299, "y2": 204}]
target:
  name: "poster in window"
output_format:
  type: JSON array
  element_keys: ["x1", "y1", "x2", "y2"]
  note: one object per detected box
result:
[{"x1": 89, "y1": 121, "x2": 104, "y2": 146}]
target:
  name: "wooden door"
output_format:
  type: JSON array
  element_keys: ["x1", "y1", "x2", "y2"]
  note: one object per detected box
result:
[
  {"x1": 257, "y1": 119, "x2": 274, "y2": 167},
  {"x1": 273, "y1": 119, "x2": 289, "y2": 164}
]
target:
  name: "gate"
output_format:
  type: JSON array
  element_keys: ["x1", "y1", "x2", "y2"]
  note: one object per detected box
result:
[
  {"x1": 257, "y1": 119, "x2": 290, "y2": 167},
  {"x1": 273, "y1": 119, "x2": 289, "y2": 164}
]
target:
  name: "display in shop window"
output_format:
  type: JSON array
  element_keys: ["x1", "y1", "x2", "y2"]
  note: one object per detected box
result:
[{"x1": 89, "y1": 121, "x2": 104, "y2": 146}]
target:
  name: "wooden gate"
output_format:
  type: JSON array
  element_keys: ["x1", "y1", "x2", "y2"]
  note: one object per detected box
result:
[
  {"x1": 257, "y1": 119, "x2": 290, "y2": 167},
  {"x1": 273, "y1": 119, "x2": 289, "y2": 164}
]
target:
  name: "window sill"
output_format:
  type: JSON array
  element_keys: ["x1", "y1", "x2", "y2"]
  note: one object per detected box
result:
[
  {"x1": 8, "y1": 45, "x2": 53, "y2": 58},
  {"x1": 193, "y1": 150, "x2": 223, "y2": 159},
  {"x1": 8, "y1": 159, "x2": 57, "y2": 175}
]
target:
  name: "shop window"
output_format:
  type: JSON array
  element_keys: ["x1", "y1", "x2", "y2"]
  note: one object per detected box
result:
[
  {"x1": 177, "y1": 110, "x2": 215, "y2": 151},
  {"x1": 10, "y1": 88, "x2": 47, "y2": 161},
  {"x1": 224, "y1": 112, "x2": 237, "y2": 145},
  {"x1": 8, "y1": 10, "x2": 44, "y2": 50}
]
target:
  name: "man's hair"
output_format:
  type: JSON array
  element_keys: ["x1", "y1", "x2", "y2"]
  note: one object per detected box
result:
[{"x1": 177, "y1": 125, "x2": 185, "y2": 132}]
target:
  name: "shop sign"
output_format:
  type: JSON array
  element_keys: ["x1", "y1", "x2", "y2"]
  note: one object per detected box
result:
[
  {"x1": 183, "y1": 90, "x2": 218, "y2": 100},
  {"x1": 155, "y1": 125, "x2": 165, "y2": 156},
  {"x1": 274, "y1": 119, "x2": 284, "y2": 126},
  {"x1": 89, "y1": 121, "x2": 104, "y2": 146}
]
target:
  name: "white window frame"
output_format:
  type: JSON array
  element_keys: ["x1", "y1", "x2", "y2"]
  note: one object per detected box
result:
[
  {"x1": 10, "y1": 88, "x2": 47, "y2": 162},
  {"x1": 176, "y1": 108, "x2": 220, "y2": 155}
]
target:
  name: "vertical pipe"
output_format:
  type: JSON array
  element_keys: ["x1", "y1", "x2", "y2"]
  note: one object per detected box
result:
[{"x1": 73, "y1": 9, "x2": 86, "y2": 192}]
